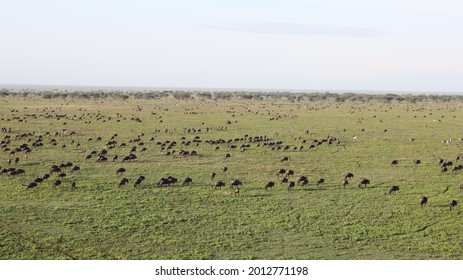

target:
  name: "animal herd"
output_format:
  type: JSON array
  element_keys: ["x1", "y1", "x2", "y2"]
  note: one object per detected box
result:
[{"x1": 1, "y1": 99, "x2": 462, "y2": 214}]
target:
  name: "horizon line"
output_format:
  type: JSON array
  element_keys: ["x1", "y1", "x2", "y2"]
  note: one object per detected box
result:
[{"x1": 1, "y1": 83, "x2": 462, "y2": 95}]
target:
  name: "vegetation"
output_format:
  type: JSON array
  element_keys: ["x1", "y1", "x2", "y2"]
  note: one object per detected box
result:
[{"x1": 1, "y1": 95, "x2": 463, "y2": 259}]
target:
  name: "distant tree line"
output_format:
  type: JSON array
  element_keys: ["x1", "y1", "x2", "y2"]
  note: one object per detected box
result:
[{"x1": 1, "y1": 88, "x2": 462, "y2": 103}]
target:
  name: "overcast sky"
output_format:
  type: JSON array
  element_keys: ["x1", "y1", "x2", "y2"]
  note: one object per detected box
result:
[{"x1": 1, "y1": 0, "x2": 463, "y2": 92}]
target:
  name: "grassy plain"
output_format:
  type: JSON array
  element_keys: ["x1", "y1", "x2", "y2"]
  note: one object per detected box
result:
[{"x1": 1, "y1": 96, "x2": 463, "y2": 259}]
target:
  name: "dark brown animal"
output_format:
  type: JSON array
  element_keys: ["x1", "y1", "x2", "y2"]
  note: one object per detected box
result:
[
  {"x1": 182, "y1": 177, "x2": 193, "y2": 186},
  {"x1": 214, "y1": 181, "x2": 225, "y2": 189},
  {"x1": 119, "y1": 178, "x2": 129, "y2": 187},
  {"x1": 449, "y1": 200, "x2": 458, "y2": 210},
  {"x1": 359, "y1": 178, "x2": 370, "y2": 188},
  {"x1": 230, "y1": 179, "x2": 242, "y2": 188},
  {"x1": 344, "y1": 173, "x2": 354, "y2": 180},
  {"x1": 420, "y1": 196, "x2": 428, "y2": 207},
  {"x1": 389, "y1": 185, "x2": 400, "y2": 194},
  {"x1": 342, "y1": 179, "x2": 349, "y2": 188},
  {"x1": 264, "y1": 181, "x2": 275, "y2": 191}
]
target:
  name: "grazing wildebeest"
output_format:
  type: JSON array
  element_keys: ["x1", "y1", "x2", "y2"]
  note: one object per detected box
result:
[
  {"x1": 116, "y1": 168, "x2": 126, "y2": 175},
  {"x1": 182, "y1": 177, "x2": 193, "y2": 186},
  {"x1": 449, "y1": 200, "x2": 458, "y2": 210},
  {"x1": 134, "y1": 175, "x2": 145, "y2": 187},
  {"x1": 112, "y1": 155, "x2": 118, "y2": 161},
  {"x1": 391, "y1": 160, "x2": 399, "y2": 165},
  {"x1": 280, "y1": 156, "x2": 289, "y2": 162},
  {"x1": 288, "y1": 181, "x2": 295, "y2": 190},
  {"x1": 214, "y1": 181, "x2": 225, "y2": 189},
  {"x1": 71, "y1": 165, "x2": 80, "y2": 172},
  {"x1": 119, "y1": 178, "x2": 129, "y2": 187},
  {"x1": 230, "y1": 179, "x2": 243, "y2": 188},
  {"x1": 359, "y1": 178, "x2": 370, "y2": 188},
  {"x1": 344, "y1": 173, "x2": 354, "y2": 180},
  {"x1": 441, "y1": 166, "x2": 448, "y2": 174},
  {"x1": 53, "y1": 180, "x2": 62, "y2": 187},
  {"x1": 342, "y1": 179, "x2": 349, "y2": 188},
  {"x1": 26, "y1": 182, "x2": 37, "y2": 189},
  {"x1": 280, "y1": 177, "x2": 289, "y2": 184},
  {"x1": 221, "y1": 166, "x2": 228, "y2": 172},
  {"x1": 34, "y1": 178, "x2": 44, "y2": 183},
  {"x1": 298, "y1": 176, "x2": 308, "y2": 186},
  {"x1": 389, "y1": 185, "x2": 400, "y2": 194},
  {"x1": 225, "y1": 153, "x2": 231, "y2": 159},
  {"x1": 277, "y1": 168, "x2": 286, "y2": 176},
  {"x1": 58, "y1": 173, "x2": 66, "y2": 178},
  {"x1": 234, "y1": 187, "x2": 240, "y2": 196},
  {"x1": 316, "y1": 178, "x2": 325, "y2": 186},
  {"x1": 264, "y1": 181, "x2": 275, "y2": 191},
  {"x1": 158, "y1": 177, "x2": 170, "y2": 187},
  {"x1": 42, "y1": 174, "x2": 50, "y2": 180},
  {"x1": 420, "y1": 196, "x2": 428, "y2": 207},
  {"x1": 285, "y1": 169, "x2": 294, "y2": 178},
  {"x1": 211, "y1": 172, "x2": 216, "y2": 180},
  {"x1": 70, "y1": 181, "x2": 76, "y2": 189},
  {"x1": 414, "y1": 159, "x2": 421, "y2": 165}
]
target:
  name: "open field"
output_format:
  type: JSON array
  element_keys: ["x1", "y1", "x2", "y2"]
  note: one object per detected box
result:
[{"x1": 1, "y1": 96, "x2": 463, "y2": 259}]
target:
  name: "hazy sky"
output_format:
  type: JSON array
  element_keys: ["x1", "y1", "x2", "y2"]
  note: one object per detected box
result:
[{"x1": 1, "y1": 0, "x2": 463, "y2": 92}]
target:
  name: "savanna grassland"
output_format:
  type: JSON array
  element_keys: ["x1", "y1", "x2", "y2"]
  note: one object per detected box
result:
[{"x1": 1, "y1": 96, "x2": 463, "y2": 260}]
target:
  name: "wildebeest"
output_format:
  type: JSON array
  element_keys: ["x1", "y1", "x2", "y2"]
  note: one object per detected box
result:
[
  {"x1": 34, "y1": 177, "x2": 44, "y2": 183},
  {"x1": 211, "y1": 172, "x2": 216, "y2": 180},
  {"x1": 391, "y1": 160, "x2": 399, "y2": 165},
  {"x1": 288, "y1": 181, "x2": 295, "y2": 190},
  {"x1": 277, "y1": 168, "x2": 286, "y2": 176},
  {"x1": 297, "y1": 176, "x2": 308, "y2": 187},
  {"x1": 389, "y1": 185, "x2": 400, "y2": 194},
  {"x1": 221, "y1": 166, "x2": 228, "y2": 172},
  {"x1": 134, "y1": 175, "x2": 145, "y2": 187},
  {"x1": 119, "y1": 178, "x2": 129, "y2": 187},
  {"x1": 344, "y1": 173, "x2": 354, "y2": 180},
  {"x1": 116, "y1": 168, "x2": 126, "y2": 175},
  {"x1": 420, "y1": 196, "x2": 428, "y2": 207},
  {"x1": 26, "y1": 182, "x2": 37, "y2": 189},
  {"x1": 359, "y1": 178, "x2": 370, "y2": 188},
  {"x1": 414, "y1": 159, "x2": 421, "y2": 165},
  {"x1": 342, "y1": 179, "x2": 349, "y2": 188},
  {"x1": 264, "y1": 181, "x2": 275, "y2": 191},
  {"x1": 285, "y1": 170, "x2": 294, "y2": 178},
  {"x1": 449, "y1": 200, "x2": 458, "y2": 210},
  {"x1": 230, "y1": 179, "x2": 242, "y2": 188},
  {"x1": 234, "y1": 187, "x2": 240, "y2": 196},
  {"x1": 53, "y1": 180, "x2": 62, "y2": 187},
  {"x1": 71, "y1": 165, "x2": 80, "y2": 172},
  {"x1": 70, "y1": 181, "x2": 76, "y2": 189},
  {"x1": 280, "y1": 177, "x2": 289, "y2": 184},
  {"x1": 182, "y1": 177, "x2": 193, "y2": 186},
  {"x1": 280, "y1": 156, "x2": 289, "y2": 162},
  {"x1": 214, "y1": 181, "x2": 225, "y2": 189},
  {"x1": 316, "y1": 178, "x2": 325, "y2": 186}
]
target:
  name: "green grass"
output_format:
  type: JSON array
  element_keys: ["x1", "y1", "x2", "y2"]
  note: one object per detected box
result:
[{"x1": 1, "y1": 97, "x2": 463, "y2": 259}]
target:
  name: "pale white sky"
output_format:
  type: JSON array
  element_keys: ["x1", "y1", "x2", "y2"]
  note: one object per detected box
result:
[{"x1": 1, "y1": 0, "x2": 463, "y2": 92}]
